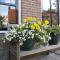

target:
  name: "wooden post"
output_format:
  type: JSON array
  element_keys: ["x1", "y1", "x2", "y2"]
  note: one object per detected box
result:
[
  {"x1": 16, "y1": 42, "x2": 20, "y2": 60},
  {"x1": 9, "y1": 42, "x2": 20, "y2": 60}
]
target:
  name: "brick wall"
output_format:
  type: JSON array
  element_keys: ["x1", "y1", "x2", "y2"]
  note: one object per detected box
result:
[{"x1": 21, "y1": 0, "x2": 42, "y2": 21}]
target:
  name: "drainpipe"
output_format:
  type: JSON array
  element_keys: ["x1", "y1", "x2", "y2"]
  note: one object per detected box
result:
[
  {"x1": 50, "y1": 0, "x2": 52, "y2": 26},
  {"x1": 58, "y1": 0, "x2": 60, "y2": 24}
]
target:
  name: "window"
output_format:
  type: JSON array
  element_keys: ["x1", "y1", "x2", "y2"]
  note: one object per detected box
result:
[
  {"x1": 0, "y1": 0, "x2": 18, "y2": 32},
  {"x1": 0, "y1": 0, "x2": 18, "y2": 24},
  {"x1": 42, "y1": 0, "x2": 59, "y2": 25}
]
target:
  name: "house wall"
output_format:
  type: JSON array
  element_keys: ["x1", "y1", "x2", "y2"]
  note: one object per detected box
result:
[{"x1": 0, "y1": 0, "x2": 42, "y2": 60}]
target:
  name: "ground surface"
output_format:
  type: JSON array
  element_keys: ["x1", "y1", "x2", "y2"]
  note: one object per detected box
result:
[{"x1": 40, "y1": 51, "x2": 60, "y2": 60}]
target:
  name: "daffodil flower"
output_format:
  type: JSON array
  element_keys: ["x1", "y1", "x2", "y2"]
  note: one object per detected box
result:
[
  {"x1": 27, "y1": 17, "x2": 33, "y2": 22},
  {"x1": 36, "y1": 25, "x2": 40, "y2": 30},
  {"x1": 44, "y1": 19, "x2": 49, "y2": 25},
  {"x1": 34, "y1": 23, "x2": 39, "y2": 27},
  {"x1": 37, "y1": 21, "x2": 42, "y2": 25},
  {"x1": 30, "y1": 25, "x2": 35, "y2": 30},
  {"x1": 23, "y1": 18, "x2": 27, "y2": 23}
]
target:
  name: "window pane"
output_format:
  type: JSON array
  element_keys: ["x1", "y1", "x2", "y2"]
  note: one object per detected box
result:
[
  {"x1": 42, "y1": 0, "x2": 50, "y2": 24},
  {"x1": 42, "y1": 0, "x2": 50, "y2": 10},
  {"x1": 0, "y1": 0, "x2": 18, "y2": 24},
  {"x1": 8, "y1": 6, "x2": 18, "y2": 24},
  {"x1": 42, "y1": 0, "x2": 59, "y2": 25},
  {"x1": 0, "y1": 5, "x2": 8, "y2": 31},
  {"x1": 51, "y1": 0, "x2": 57, "y2": 10}
]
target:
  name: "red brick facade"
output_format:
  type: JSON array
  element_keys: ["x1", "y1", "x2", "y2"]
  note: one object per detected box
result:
[{"x1": 21, "y1": 0, "x2": 42, "y2": 21}]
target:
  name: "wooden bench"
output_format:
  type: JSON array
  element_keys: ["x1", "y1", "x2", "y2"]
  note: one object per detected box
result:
[{"x1": 20, "y1": 45, "x2": 60, "y2": 60}]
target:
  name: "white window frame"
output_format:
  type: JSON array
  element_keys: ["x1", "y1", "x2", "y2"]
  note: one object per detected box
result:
[{"x1": 0, "y1": 0, "x2": 21, "y2": 33}]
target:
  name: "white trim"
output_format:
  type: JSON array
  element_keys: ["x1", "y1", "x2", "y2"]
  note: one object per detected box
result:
[
  {"x1": 18, "y1": 0, "x2": 21, "y2": 24},
  {"x1": 0, "y1": 31, "x2": 8, "y2": 33}
]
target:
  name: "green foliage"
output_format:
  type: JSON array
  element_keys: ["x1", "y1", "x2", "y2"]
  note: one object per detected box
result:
[{"x1": 47, "y1": 25, "x2": 60, "y2": 36}]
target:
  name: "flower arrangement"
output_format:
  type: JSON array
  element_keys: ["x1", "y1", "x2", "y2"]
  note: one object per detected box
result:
[
  {"x1": 20, "y1": 17, "x2": 50, "y2": 43},
  {"x1": 5, "y1": 17, "x2": 50, "y2": 49}
]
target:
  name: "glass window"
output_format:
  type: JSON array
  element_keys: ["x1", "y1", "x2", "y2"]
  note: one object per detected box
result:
[
  {"x1": 0, "y1": 0, "x2": 18, "y2": 24},
  {"x1": 42, "y1": 0, "x2": 59, "y2": 25},
  {"x1": 0, "y1": 0, "x2": 18, "y2": 31},
  {"x1": 0, "y1": 5, "x2": 8, "y2": 31}
]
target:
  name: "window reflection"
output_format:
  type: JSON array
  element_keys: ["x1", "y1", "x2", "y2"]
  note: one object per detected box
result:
[
  {"x1": 42, "y1": 0, "x2": 59, "y2": 25},
  {"x1": 8, "y1": 6, "x2": 18, "y2": 24},
  {"x1": 0, "y1": 5, "x2": 8, "y2": 30},
  {"x1": 0, "y1": 0, "x2": 18, "y2": 31},
  {"x1": 0, "y1": 0, "x2": 18, "y2": 24}
]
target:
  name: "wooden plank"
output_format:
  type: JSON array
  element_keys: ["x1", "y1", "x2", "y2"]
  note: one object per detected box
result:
[{"x1": 20, "y1": 45, "x2": 60, "y2": 57}]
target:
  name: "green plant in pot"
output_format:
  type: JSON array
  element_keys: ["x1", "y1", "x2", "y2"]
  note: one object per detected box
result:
[{"x1": 48, "y1": 25, "x2": 60, "y2": 45}]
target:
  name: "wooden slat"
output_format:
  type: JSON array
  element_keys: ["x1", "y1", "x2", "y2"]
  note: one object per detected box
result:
[{"x1": 20, "y1": 45, "x2": 60, "y2": 57}]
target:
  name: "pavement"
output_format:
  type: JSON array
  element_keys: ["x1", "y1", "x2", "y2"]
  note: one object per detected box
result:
[{"x1": 40, "y1": 51, "x2": 60, "y2": 60}]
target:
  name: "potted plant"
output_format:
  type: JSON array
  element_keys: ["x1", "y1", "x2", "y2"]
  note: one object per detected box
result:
[
  {"x1": 5, "y1": 17, "x2": 50, "y2": 51},
  {"x1": 48, "y1": 25, "x2": 60, "y2": 45},
  {"x1": 19, "y1": 17, "x2": 50, "y2": 50}
]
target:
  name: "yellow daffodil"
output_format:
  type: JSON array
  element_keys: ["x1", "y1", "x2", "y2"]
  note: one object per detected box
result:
[
  {"x1": 30, "y1": 25, "x2": 35, "y2": 30},
  {"x1": 36, "y1": 25, "x2": 40, "y2": 30},
  {"x1": 34, "y1": 23, "x2": 39, "y2": 27},
  {"x1": 27, "y1": 17, "x2": 33, "y2": 22},
  {"x1": 37, "y1": 21, "x2": 42, "y2": 25},
  {"x1": 23, "y1": 19, "x2": 27, "y2": 23},
  {"x1": 44, "y1": 19, "x2": 49, "y2": 25}
]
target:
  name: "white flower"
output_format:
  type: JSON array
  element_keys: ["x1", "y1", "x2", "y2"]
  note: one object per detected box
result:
[
  {"x1": 20, "y1": 42, "x2": 23, "y2": 46},
  {"x1": 40, "y1": 37, "x2": 44, "y2": 39},
  {"x1": 48, "y1": 36, "x2": 51, "y2": 40},
  {"x1": 19, "y1": 37, "x2": 22, "y2": 39},
  {"x1": 29, "y1": 31, "x2": 32, "y2": 35},
  {"x1": 19, "y1": 40, "x2": 21, "y2": 42},
  {"x1": 18, "y1": 32, "x2": 21, "y2": 34},
  {"x1": 23, "y1": 39, "x2": 26, "y2": 41},
  {"x1": 10, "y1": 37, "x2": 13, "y2": 39},
  {"x1": 36, "y1": 33, "x2": 38, "y2": 35},
  {"x1": 28, "y1": 37, "x2": 30, "y2": 39},
  {"x1": 8, "y1": 38, "x2": 12, "y2": 41},
  {"x1": 17, "y1": 35, "x2": 19, "y2": 37},
  {"x1": 43, "y1": 39, "x2": 46, "y2": 43},
  {"x1": 15, "y1": 32, "x2": 17, "y2": 35},
  {"x1": 13, "y1": 35, "x2": 16, "y2": 37}
]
